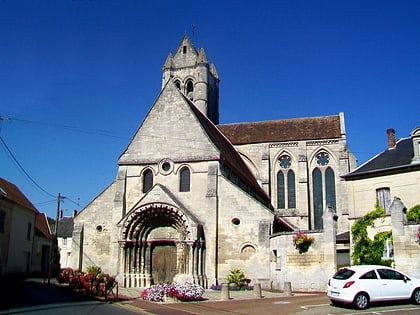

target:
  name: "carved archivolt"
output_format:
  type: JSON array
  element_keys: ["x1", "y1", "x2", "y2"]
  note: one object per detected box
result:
[{"x1": 120, "y1": 203, "x2": 191, "y2": 242}]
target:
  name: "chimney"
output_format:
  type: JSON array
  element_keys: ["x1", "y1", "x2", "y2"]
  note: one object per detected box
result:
[
  {"x1": 387, "y1": 128, "x2": 396, "y2": 150},
  {"x1": 73, "y1": 209, "x2": 78, "y2": 217}
]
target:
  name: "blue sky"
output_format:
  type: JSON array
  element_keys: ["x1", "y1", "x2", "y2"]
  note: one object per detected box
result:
[{"x1": 1, "y1": 0, "x2": 419, "y2": 219}]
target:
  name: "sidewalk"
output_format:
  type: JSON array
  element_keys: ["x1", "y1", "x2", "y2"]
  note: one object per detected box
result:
[
  {"x1": 116, "y1": 286, "x2": 324, "y2": 315},
  {"x1": 117, "y1": 285, "x2": 290, "y2": 301}
]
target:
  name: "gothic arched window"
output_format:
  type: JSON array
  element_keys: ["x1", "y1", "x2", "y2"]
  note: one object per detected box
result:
[
  {"x1": 277, "y1": 155, "x2": 295, "y2": 209},
  {"x1": 311, "y1": 152, "x2": 337, "y2": 230},
  {"x1": 312, "y1": 168, "x2": 323, "y2": 229},
  {"x1": 325, "y1": 167, "x2": 336, "y2": 211},
  {"x1": 287, "y1": 170, "x2": 296, "y2": 208},
  {"x1": 143, "y1": 169, "x2": 153, "y2": 193},
  {"x1": 277, "y1": 171, "x2": 285, "y2": 209},
  {"x1": 179, "y1": 167, "x2": 190, "y2": 192}
]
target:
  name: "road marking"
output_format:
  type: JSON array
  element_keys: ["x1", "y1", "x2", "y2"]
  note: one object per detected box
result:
[
  {"x1": 273, "y1": 301, "x2": 290, "y2": 304},
  {"x1": 301, "y1": 303, "x2": 330, "y2": 309}
]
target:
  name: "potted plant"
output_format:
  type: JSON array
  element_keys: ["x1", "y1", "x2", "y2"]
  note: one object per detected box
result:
[{"x1": 293, "y1": 231, "x2": 314, "y2": 254}]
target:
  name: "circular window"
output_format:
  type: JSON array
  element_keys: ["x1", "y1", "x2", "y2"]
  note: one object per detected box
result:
[
  {"x1": 96, "y1": 225, "x2": 103, "y2": 232},
  {"x1": 159, "y1": 159, "x2": 173, "y2": 175},
  {"x1": 316, "y1": 152, "x2": 330, "y2": 166},
  {"x1": 279, "y1": 155, "x2": 292, "y2": 169},
  {"x1": 231, "y1": 218, "x2": 240, "y2": 225},
  {"x1": 162, "y1": 162, "x2": 171, "y2": 171}
]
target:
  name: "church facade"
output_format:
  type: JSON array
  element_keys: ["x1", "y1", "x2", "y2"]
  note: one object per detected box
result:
[{"x1": 70, "y1": 35, "x2": 356, "y2": 288}]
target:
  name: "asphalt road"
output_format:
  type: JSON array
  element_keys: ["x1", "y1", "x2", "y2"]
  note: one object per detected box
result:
[
  {"x1": 0, "y1": 278, "x2": 137, "y2": 315},
  {"x1": 2, "y1": 279, "x2": 420, "y2": 315}
]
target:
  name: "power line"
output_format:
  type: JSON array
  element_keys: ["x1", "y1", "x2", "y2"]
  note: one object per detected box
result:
[
  {"x1": 0, "y1": 115, "x2": 129, "y2": 140},
  {"x1": 0, "y1": 134, "x2": 56, "y2": 198}
]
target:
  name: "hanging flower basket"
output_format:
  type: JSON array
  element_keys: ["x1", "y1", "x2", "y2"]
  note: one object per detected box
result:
[
  {"x1": 293, "y1": 231, "x2": 314, "y2": 254},
  {"x1": 416, "y1": 227, "x2": 420, "y2": 244}
]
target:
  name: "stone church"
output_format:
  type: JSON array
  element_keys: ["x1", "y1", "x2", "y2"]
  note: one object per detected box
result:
[{"x1": 70, "y1": 35, "x2": 356, "y2": 288}]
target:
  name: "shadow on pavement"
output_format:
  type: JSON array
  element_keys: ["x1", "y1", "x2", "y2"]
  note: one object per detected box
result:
[{"x1": 0, "y1": 278, "x2": 95, "y2": 312}]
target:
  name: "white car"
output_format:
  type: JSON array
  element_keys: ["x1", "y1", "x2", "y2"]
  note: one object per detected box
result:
[{"x1": 327, "y1": 265, "x2": 420, "y2": 310}]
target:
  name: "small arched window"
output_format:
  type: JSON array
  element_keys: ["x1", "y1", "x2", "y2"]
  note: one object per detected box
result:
[
  {"x1": 186, "y1": 80, "x2": 194, "y2": 101},
  {"x1": 143, "y1": 169, "x2": 153, "y2": 193},
  {"x1": 179, "y1": 167, "x2": 190, "y2": 192},
  {"x1": 174, "y1": 80, "x2": 181, "y2": 90}
]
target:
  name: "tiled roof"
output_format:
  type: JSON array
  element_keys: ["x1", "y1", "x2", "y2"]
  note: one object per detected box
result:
[
  {"x1": 58, "y1": 217, "x2": 74, "y2": 237},
  {"x1": 0, "y1": 177, "x2": 38, "y2": 213},
  {"x1": 50, "y1": 216, "x2": 74, "y2": 237},
  {"x1": 36, "y1": 213, "x2": 52, "y2": 239},
  {"x1": 0, "y1": 177, "x2": 52, "y2": 239},
  {"x1": 217, "y1": 115, "x2": 342, "y2": 145},
  {"x1": 184, "y1": 96, "x2": 273, "y2": 209},
  {"x1": 344, "y1": 137, "x2": 418, "y2": 178}
]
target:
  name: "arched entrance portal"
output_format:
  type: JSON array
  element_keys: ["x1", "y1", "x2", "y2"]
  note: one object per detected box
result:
[{"x1": 119, "y1": 204, "x2": 206, "y2": 288}]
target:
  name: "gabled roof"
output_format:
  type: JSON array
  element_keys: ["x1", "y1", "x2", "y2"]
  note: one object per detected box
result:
[
  {"x1": 36, "y1": 213, "x2": 52, "y2": 239},
  {"x1": 183, "y1": 94, "x2": 273, "y2": 209},
  {"x1": 50, "y1": 216, "x2": 74, "y2": 238},
  {"x1": 217, "y1": 114, "x2": 342, "y2": 145},
  {"x1": 344, "y1": 137, "x2": 419, "y2": 179},
  {"x1": 0, "y1": 177, "x2": 52, "y2": 239},
  {"x1": 0, "y1": 177, "x2": 38, "y2": 213}
]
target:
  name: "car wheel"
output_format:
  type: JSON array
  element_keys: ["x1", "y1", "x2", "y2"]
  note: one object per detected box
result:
[
  {"x1": 353, "y1": 292, "x2": 369, "y2": 310},
  {"x1": 412, "y1": 288, "x2": 420, "y2": 304}
]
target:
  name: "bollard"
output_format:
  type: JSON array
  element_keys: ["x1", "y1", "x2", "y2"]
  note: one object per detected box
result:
[
  {"x1": 253, "y1": 283, "x2": 262, "y2": 298},
  {"x1": 284, "y1": 281, "x2": 292, "y2": 296},
  {"x1": 221, "y1": 283, "x2": 230, "y2": 300}
]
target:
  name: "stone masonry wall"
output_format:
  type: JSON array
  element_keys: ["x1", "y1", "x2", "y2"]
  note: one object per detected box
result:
[{"x1": 269, "y1": 208, "x2": 337, "y2": 292}]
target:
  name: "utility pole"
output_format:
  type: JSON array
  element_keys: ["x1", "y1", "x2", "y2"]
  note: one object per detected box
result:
[{"x1": 48, "y1": 193, "x2": 64, "y2": 284}]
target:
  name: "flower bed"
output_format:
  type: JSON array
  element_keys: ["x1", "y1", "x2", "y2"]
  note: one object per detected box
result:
[
  {"x1": 58, "y1": 267, "x2": 117, "y2": 301},
  {"x1": 141, "y1": 282, "x2": 205, "y2": 302}
]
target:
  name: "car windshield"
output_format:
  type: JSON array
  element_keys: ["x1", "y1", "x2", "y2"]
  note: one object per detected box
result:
[{"x1": 333, "y1": 268, "x2": 355, "y2": 280}]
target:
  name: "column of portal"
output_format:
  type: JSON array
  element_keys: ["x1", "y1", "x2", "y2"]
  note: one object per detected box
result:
[{"x1": 144, "y1": 242, "x2": 152, "y2": 287}]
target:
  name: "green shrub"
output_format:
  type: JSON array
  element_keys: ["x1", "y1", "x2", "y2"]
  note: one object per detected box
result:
[
  {"x1": 406, "y1": 205, "x2": 420, "y2": 222},
  {"x1": 85, "y1": 265, "x2": 102, "y2": 277},
  {"x1": 351, "y1": 202, "x2": 392, "y2": 266},
  {"x1": 226, "y1": 269, "x2": 247, "y2": 288}
]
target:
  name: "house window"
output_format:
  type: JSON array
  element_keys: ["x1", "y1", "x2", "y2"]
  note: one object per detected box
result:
[
  {"x1": 377, "y1": 187, "x2": 391, "y2": 214},
  {"x1": 62, "y1": 237, "x2": 67, "y2": 246},
  {"x1": 277, "y1": 155, "x2": 295, "y2": 209},
  {"x1": 0, "y1": 210, "x2": 5, "y2": 233},
  {"x1": 143, "y1": 169, "x2": 153, "y2": 193},
  {"x1": 26, "y1": 222, "x2": 32, "y2": 240},
  {"x1": 179, "y1": 167, "x2": 191, "y2": 192},
  {"x1": 382, "y1": 238, "x2": 394, "y2": 260}
]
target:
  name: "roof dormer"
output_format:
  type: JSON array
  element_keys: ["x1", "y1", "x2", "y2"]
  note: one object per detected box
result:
[{"x1": 411, "y1": 126, "x2": 420, "y2": 163}]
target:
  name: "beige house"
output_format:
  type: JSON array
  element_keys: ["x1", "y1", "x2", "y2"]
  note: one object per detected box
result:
[
  {"x1": 0, "y1": 177, "x2": 51, "y2": 278},
  {"x1": 343, "y1": 127, "x2": 420, "y2": 276},
  {"x1": 344, "y1": 127, "x2": 420, "y2": 218},
  {"x1": 70, "y1": 35, "x2": 356, "y2": 289}
]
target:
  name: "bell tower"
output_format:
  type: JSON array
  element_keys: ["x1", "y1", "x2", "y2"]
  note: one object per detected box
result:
[{"x1": 162, "y1": 34, "x2": 220, "y2": 124}]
